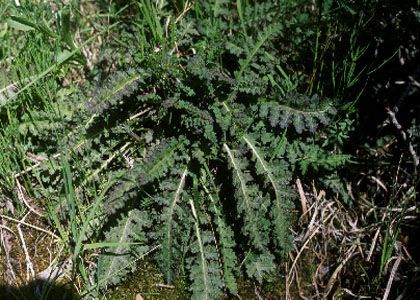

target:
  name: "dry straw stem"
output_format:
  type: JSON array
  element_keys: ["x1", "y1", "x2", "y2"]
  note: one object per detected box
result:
[
  {"x1": 0, "y1": 224, "x2": 15, "y2": 235},
  {"x1": 0, "y1": 214, "x2": 59, "y2": 240},
  {"x1": 16, "y1": 178, "x2": 44, "y2": 217},
  {"x1": 324, "y1": 244, "x2": 357, "y2": 297},
  {"x1": 341, "y1": 288, "x2": 371, "y2": 299},
  {"x1": 288, "y1": 182, "x2": 370, "y2": 298},
  {"x1": 387, "y1": 108, "x2": 419, "y2": 166},
  {"x1": 288, "y1": 176, "x2": 415, "y2": 299},
  {"x1": 287, "y1": 209, "x2": 335, "y2": 286},
  {"x1": 128, "y1": 107, "x2": 152, "y2": 121},
  {"x1": 367, "y1": 211, "x2": 387, "y2": 262},
  {"x1": 296, "y1": 178, "x2": 308, "y2": 221},
  {"x1": 0, "y1": 222, "x2": 17, "y2": 283},
  {"x1": 16, "y1": 213, "x2": 36, "y2": 282},
  {"x1": 153, "y1": 283, "x2": 175, "y2": 289},
  {"x1": 286, "y1": 251, "x2": 308, "y2": 300},
  {"x1": 14, "y1": 152, "x2": 62, "y2": 179},
  {"x1": 382, "y1": 255, "x2": 402, "y2": 300}
]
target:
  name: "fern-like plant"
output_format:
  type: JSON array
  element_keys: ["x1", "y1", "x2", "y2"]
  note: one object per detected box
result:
[{"x1": 17, "y1": 1, "x2": 353, "y2": 298}]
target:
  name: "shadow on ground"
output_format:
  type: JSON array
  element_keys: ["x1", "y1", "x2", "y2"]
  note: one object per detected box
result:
[{"x1": 0, "y1": 280, "x2": 79, "y2": 300}]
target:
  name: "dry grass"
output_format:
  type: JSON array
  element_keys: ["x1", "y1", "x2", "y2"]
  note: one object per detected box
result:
[
  {"x1": 0, "y1": 211, "x2": 64, "y2": 286},
  {"x1": 285, "y1": 179, "x2": 417, "y2": 299}
]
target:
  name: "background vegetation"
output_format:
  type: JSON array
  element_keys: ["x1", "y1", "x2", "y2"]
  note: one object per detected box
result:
[{"x1": 0, "y1": 0, "x2": 418, "y2": 299}]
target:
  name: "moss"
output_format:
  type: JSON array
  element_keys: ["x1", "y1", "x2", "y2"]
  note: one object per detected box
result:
[{"x1": 105, "y1": 260, "x2": 188, "y2": 300}]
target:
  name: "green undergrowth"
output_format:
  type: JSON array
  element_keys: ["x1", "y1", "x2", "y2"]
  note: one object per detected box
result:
[
  {"x1": 0, "y1": 0, "x2": 359, "y2": 298},
  {"x1": 1, "y1": 0, "x2": 415, "y2": 299}
]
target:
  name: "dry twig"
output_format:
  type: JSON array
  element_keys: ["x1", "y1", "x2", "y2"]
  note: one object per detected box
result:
[
  {"x1": 0, "y1": 221, "x2": 17, "y2": 284},
  {"x1": 296, "y1": 178, "x2": 308, "y2": 222},
  {"x1": 0, "y1": 214, "x2": 59, "y2": 239},
  {"x1": 387, "y1": 108, "x2": 419, "y2": 166},
  {"x1": 16, "y1": 179, "x2": 44, "y2": 217},
  {"x1": 382, "y1": 255, "x2": 402, "y2": 300},
  {"x1": 17, "y1": 213, "x2": 36, "y2": 282}
]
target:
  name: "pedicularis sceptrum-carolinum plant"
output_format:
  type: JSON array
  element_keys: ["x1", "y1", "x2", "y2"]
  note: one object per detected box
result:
[
  {"x1": 1, "y1": 1, "x2": 364, "y2": 299},
  {"x1": 73, "y1": 2, "x2": 353, "y2": 298}
]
